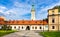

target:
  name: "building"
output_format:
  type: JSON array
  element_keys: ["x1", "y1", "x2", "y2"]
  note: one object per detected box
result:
[
  {"x1": 0, "y1": 17, "x2": 48, "y2": 30},
  {"x1": 48, "y1": 6, "x2": 60, "y2": 31},
  {"x1": 0, "y1": 5, "x2": 48, "y2": 31}
]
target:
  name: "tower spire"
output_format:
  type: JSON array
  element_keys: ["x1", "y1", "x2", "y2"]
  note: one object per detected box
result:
[
  {"x1": 31, "y1": 4, "x2": 35, "y2": 20},
  {"x1": 32, "y1": 5, "x2": 35, "y2": 10}
]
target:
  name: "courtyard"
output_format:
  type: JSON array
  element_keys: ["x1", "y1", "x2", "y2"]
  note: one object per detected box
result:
[{"x1": 2, "y1": 30, "x2": 43, "y2": 37}]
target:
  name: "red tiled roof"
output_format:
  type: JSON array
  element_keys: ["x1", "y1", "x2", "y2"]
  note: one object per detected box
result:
[
  {"x1": 0, "y1": 17, "x2": 48, "y2": 25},
  {"x1": 0, "y1": 18, "x2": 4, "y2": 21},
  {"x1": 0, "y1": 20, "x2": 48, "y2": 25}
]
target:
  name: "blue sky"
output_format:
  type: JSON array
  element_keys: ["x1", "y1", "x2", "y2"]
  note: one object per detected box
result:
[{"x1": 0, "y1": 0, "x2": 60, "y2": 20}]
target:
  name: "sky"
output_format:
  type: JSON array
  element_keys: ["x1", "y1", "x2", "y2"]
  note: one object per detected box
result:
[{"x1": 0, "y1": 0, "x2": 60, "y2": 20}]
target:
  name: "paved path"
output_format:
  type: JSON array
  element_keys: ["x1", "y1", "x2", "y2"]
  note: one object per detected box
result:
[{"x1": 3, "y1": 30, "x2": 43, "y2": 37}]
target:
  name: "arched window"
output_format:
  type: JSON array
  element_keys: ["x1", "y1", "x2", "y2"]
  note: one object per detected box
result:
[
  {"x1": 18, "y1": 26, "x2": 20, "y2": 30},
  {"x1": 52, "y1": 18, "x2": 55, "y2": 23},
  {"x1": 52, "y1": 26, "x2": 55, "y2": 29},
  {"x1": 35, "y1": 27, "x2": 37, "y2": 29},
  {"x1": 32, "y1": 27, "x2": 34, "y2": 29},
  {"x1": 40, "y1": 27, "x2": 42, "y2": 29},
  {"x1": 22, "y1": 26, "x2": 23, "y2": 29}
]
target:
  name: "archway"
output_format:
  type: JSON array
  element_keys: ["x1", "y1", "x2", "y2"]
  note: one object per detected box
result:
[{"x1": 26, "y1": 26, "x2": 30, "y2": 30}]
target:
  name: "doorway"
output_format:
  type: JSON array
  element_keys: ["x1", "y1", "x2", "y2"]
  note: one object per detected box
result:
[{"x1": 26, "y1": 26, "x2": 30, "y2": 30}]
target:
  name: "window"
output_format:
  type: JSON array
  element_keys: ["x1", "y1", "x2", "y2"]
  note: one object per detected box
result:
[
  {"x1": 18, "y1": 26, "x2": 20, "y2": 30},
  {"x1": 22, "y1": 26, "x2": 23, "y2": 29},
  {"x1": 52, "y1": 26, "x2": 55, "y2": 29},
  {"x1": 40, "y1": 27, "x2": 42, "y2": 29},
  {"x1": 52, "y1": 18, "x2": 55, "y2": 23},
  {"x1": 12, "y1": 21, "x2": 14, "y2": 23},
  {"x1": 35, "y1": 27, "x2": 37, "y2": 29},
  {"x1": 32, "y1": 27, "x2": 34, "y2": 29},
  {"x1": 52, "y1": 11, "x2": 54, "y2": 13}
]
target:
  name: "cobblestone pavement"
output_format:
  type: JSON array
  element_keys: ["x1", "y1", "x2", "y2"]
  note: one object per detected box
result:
[{"x1": 3, "y1": 30, "x2": 43, "y2": 37}]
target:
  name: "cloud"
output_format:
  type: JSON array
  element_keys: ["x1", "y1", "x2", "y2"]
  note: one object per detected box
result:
[
  {"x1": 0, "y1": 6, "x2": 7, "y2": 12},
  {"x1": 0, "y1": 0, "x2": 60, "y2": 20},
  {"x1": 0, "y1": 1, "x2": 32, "y2": 20},
  {"x1": 36, "y1": 1, "x2": 60, "y2": 20}
]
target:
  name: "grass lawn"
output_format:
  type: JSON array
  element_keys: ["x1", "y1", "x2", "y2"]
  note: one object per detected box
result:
[
  {"x1": 39, "y1": 31, "x2": 60, "y2": 37},
  {"x1": 0, "y1": 30, "x2": 16, "y2": 37}
]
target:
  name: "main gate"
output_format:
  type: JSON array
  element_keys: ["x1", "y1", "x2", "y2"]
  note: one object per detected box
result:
[{"x1": 26, "y1": 26, "x2": 30, "y2": 30}]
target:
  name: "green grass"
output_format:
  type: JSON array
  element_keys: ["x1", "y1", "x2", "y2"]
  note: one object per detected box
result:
[
  {"x1": 39, "y1": 31, "x2": 60, "y2": 37},
  {"x1": 0, "y1": 30, "x2": 16, "y2": 37}
]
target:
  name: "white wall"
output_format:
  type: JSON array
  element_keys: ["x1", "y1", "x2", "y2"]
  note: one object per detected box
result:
[
  {"x1": 30, "y1": 25, "x2": 40, "y2": 30},
  {"x1": 10, "y1": 25, "x2": 48, "y2": 31}
]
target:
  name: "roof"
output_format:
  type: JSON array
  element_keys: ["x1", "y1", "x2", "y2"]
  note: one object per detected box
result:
[
  {"x1": 0, "y1": 18, "x2": 4, "y2": 21},
  {"x1": 0, "y1": 20, "x2": 48, "y2": 25},
  {"x1": 48, "y1": 6, "x2": 60, "y2": 12},
  {"x1": 0, "y1": 16, "x2": 48, "y2": 25}
]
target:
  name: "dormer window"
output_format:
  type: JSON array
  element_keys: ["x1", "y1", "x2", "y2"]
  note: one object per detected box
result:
[
  {"x1": 12, "y1": 21, "x2": 14, "y2": 23},
  {"x1": 17, "y1": 21, "x2": 19, "y2": 23},
  {"x1": 35, "y1": 21, "x2": 37, "y2": 23}
]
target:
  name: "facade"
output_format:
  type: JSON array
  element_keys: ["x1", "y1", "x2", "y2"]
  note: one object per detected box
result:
[
  {"x1": 0, "y1": 17, "x2": 48, "y2": 30},
  {"x1": 48, "y1": 6, "x2": 60, "y2": 31}
]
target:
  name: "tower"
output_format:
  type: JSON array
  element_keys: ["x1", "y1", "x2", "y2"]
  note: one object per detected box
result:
[{"x1": 31, "y1": 5, "x2": 35, "y2": 20}]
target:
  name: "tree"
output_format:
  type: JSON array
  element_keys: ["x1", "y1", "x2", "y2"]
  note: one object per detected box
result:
[
  {"x1": 43, "y1": 18, "x2": 48, "y2": 23},
  {"x1": 2, "y1": 21, "x2": 12, "y2": 30}
]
